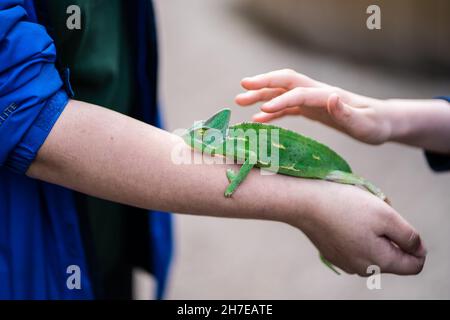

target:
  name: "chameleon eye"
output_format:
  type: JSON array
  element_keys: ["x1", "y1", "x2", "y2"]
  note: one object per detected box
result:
[{"x1": 198, "y1": 128, "x2": 206, "y2": 136}]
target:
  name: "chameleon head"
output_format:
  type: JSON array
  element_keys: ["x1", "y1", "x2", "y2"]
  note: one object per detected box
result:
[{"x1": 183, "y1": 108, "x2": 231, "y2": 151}]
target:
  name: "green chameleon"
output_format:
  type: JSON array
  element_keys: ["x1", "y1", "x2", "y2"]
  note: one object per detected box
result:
[{"x1": 183, "y1": 108, "x2": 389, "y2": 274}]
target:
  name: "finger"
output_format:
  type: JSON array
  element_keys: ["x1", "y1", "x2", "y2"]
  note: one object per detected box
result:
[
  {"x1": 383, "y1": 214, "x2": 427, "y2": 257},
  {"x1": 252, "y1": 112, "x2": 275, "y2": 122},
  {"x1": 252, "y1": 108, "x2": 301, "y2": 123},
  {"x1": 241, "y1": 69, "x2": 317, "y2": 91},
  {"x1": 261, "y1": 87, "x2": 332, "y2": 113},
  {"x1": 377, "y1": 238, "x2": 426, "y2": 275},
  {"x1": 235, "y1": 88, "x2": 286, "y2": 106},
  {"x1": 253, "y1": 107, "x2": 342, "y2": 132}
]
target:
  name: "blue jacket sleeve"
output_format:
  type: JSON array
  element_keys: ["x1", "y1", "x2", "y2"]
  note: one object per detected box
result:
[
  {"x1": 424, "y1": 96, "x2": 450, "y2": 172},
  {"x1": 0, "y1": 0, "x2": 68, "y2": 174}
]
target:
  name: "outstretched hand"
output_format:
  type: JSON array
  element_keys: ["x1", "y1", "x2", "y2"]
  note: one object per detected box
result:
[{"x1": 236, "y1": 69, "x2": 392, "y2": 145}]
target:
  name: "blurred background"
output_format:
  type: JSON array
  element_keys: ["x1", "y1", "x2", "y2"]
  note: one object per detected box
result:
[{"x1": 138, "y1": 0, "x2": 450, "y2": 299}]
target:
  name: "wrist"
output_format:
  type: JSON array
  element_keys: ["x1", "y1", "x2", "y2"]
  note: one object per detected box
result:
[
  {"x1": 340, "y1": 91, "x2": 394, "y2": 145},
  {"x1": 381, "y1": 99, "x2": 402, "y2": 143},
  {"x1": 373, "y1": 98, "x2": 404, "y2": 143},
  {"x1": 383, "y1": 98, "x2": 450, "y2": 152},
  {"x1": 381, "y1": 98, "x2": 445, "y2": 143}
]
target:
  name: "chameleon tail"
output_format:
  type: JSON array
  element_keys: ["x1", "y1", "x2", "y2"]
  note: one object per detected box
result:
[
  {"x1": 320, "y1": 253, "x2": 341, "y2": 275},
  {"x1": 325, "y1": 170, "x2": 390, "y2": 205}
]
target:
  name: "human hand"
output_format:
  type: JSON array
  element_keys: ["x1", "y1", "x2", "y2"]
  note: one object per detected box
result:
[
  {"x1": 286, "y1": 180, "x2": 426, "y2": 276},
  {"x1": 236, "y1": 69, "x2": 393, "y2": 145}
]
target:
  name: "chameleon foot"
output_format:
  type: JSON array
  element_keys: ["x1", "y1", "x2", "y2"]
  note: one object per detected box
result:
[{"x1": 226, "y1": 169, "x2": 236, "y2": 183}]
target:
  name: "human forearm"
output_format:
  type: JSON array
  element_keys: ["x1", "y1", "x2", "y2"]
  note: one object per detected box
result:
[
  {"x1": 382, "y1": 98, "x2": 450, "y2": 154},
  {"x1": 27, "y1": 99, "x2": 315, "y2": 224}
]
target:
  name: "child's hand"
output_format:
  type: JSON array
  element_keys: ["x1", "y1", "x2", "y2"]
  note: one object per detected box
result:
[{"x1": 236, "y1": 69, "x2": 392, "y2": 145}]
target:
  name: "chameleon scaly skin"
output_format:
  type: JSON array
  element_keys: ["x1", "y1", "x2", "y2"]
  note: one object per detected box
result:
[{"x1": 183, "y1": 108, "x2": 389, "y2": 274}]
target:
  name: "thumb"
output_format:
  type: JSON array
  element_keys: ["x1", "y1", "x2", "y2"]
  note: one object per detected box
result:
[
  {"x1": 383, "y1": 214, "x2": 427, "y2": 257},
  {"x1": 377, "y1": 238, "x2": 426, "y2": 275},
  {"x1": 327, "y1": 94, "x2": 371, "y2": 142},
  {"x1": 327, "y1": 94, "x2": 354, "y2": 125}
]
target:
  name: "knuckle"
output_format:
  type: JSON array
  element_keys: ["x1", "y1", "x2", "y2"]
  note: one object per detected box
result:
[
  {"x1": 295, "y1": 73, "x2": 310, "y2": 83},
  {"x1": 328, "y1": 86, "x2": 343, "y2": 94},
  {"x1": 281, "y1": 68, "x2": 296, "y2": 75},
  {"x1": 281, "y1": 69, "x2": 300, "y2": 88}
]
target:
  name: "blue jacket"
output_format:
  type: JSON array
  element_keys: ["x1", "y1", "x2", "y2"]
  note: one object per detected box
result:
[
  {"x1": 0, "y1": 0, "x2": 172, "y2": 299},
  {"x1": 425, "y1": 96, "x2": 450, "y2": 171}
]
